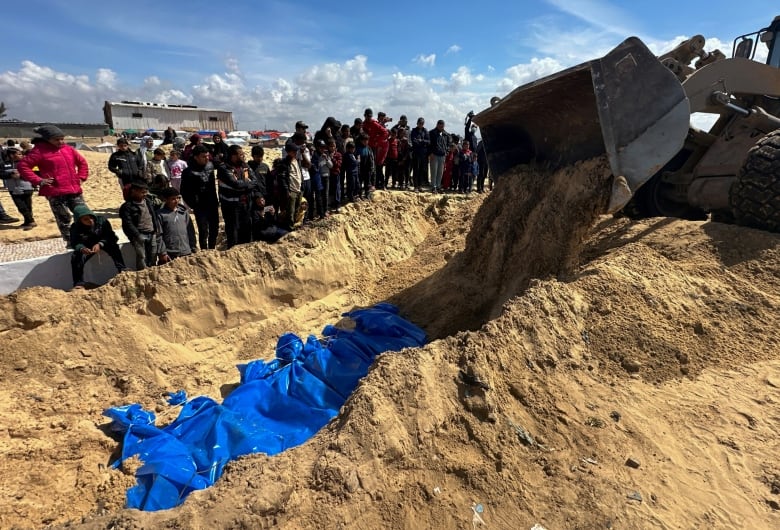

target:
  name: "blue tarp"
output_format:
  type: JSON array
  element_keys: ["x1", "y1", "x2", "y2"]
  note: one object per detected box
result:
[{"x1": 103, "y1": 303, "x2": 426, "y2": 511}]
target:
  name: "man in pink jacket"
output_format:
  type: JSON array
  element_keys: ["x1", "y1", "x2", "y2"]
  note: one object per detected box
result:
[{"x1": 18, "y1": 125, "x2": 90, "y2": 242}]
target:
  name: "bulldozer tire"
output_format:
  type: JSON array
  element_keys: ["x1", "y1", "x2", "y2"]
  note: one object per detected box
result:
[{"x1": 730, "y1": 130, "x2": 780, "y2": 233}]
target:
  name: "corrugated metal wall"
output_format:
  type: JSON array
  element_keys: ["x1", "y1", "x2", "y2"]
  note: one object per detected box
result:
[{"x1": 107, "y1": 105, "x2": 234, "y2": 132}]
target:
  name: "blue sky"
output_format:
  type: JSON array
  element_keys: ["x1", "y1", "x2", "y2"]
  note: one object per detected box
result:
[{"x1": 0, "y1": 0, "x2": 776, "y2": 131}]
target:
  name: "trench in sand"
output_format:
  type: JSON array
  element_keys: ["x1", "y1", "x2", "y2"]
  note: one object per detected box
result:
[{"x1": 3, "y1": 154, "x2": 780, "y2": 529}]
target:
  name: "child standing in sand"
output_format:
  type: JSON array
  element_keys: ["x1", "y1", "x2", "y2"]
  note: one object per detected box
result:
[{"x1": 166, "y1": 150, "x2": 187, "y2": 191}]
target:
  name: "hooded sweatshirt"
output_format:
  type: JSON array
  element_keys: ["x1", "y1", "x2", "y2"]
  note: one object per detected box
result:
[{"x1": 68, "y1": 204, "x2": 120, "y2": 253}]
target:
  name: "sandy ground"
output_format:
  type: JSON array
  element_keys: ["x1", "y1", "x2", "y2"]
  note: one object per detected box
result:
[{"x1": 0, "y1": 154, "x2": 779, "y2": 529}]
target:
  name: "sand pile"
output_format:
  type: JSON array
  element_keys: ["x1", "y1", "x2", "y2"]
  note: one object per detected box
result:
[{"x1": 0, "y1": 155, "x2": 779, "y2": 529}]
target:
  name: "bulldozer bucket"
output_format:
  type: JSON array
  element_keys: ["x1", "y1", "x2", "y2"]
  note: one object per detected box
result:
[{"x1": 474, "y1": 37, "x2": 691, "y2": 212}]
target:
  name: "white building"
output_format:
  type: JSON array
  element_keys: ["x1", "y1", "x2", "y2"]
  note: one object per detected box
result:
[{"x1": 103, "y1": 101, "x2": 234, "y2": 133}]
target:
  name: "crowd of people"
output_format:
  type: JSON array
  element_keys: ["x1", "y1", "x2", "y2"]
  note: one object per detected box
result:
[{"x1": 0, "y1": 110, "x2": 491, "y2": 289}]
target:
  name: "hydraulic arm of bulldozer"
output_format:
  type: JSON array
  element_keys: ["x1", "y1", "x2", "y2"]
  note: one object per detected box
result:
[{"x1": 658, "y1": 35, "x2": 726, "y2": 81}]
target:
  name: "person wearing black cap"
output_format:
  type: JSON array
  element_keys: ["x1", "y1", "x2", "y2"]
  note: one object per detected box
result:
[
  {"x1": 156, "y1": 187, "x2": 196, "y2": 259},
  {"x1": 17, "y1": 124, "x2": 90, "y2": 241},
  {"x1": 119, "y1": 180, "x2": 168, "y2": 269},
  {"x1": 68, "y1": 204, "x2": 127, "y2": 288}
]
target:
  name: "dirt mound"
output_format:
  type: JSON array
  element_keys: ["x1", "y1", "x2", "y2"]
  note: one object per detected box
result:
[{"x1": 1, "y1": 157, "x2": 779, "y2": 529}]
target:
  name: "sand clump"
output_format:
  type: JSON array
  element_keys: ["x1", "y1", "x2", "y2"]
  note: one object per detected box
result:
[{"x1": 0, "y1": 155, "x2": 779, "y2": 529}]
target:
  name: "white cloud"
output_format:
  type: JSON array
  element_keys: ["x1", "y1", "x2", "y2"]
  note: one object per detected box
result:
[
  {"x1": 154, "y1": 89, "x2": 193, "y2": 105},
  {"x1": 446, "y1": 45, "x2": 461, "y2": 54},
  {"x1": 413, "y1": 54, "x2": 436, "y2": 67},
  {"x1": 447, "y1": 66, "x2": 484, "y2": 92},
  {"x1": 0, "y1": 55, "x2": 499, "y2": 132},
  {"x1": 95, "y1": 69, "x2": 117, "y2": 90},
  {"x1": 0, "y1": 61, "x2": 109, "y2": 121},
  {"x1": 498, "y1": 57, "x2": 565, "y2": 92}
]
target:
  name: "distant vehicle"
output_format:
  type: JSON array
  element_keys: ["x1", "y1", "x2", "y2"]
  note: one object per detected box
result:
[
  {"x1": 130, "y1": 137, "x2": 164, "y2": 149},
  {"x1": 227, "y1": 131, "x2": 251, "y2": 141}
]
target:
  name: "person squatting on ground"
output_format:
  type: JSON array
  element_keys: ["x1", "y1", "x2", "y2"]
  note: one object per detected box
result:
[
  {"x1": 217, "y1": 144, "x2": 258, "y2": 248},
  {"x1": 1, "y1": 146, "x2": 35, "y2": 229},
  {"x1": 68, "y1": 204, "x2": 126, "y2": 289},
  {"x1": 120, "y1": 180, "x2": 169, "y2": 270},
  {"x1": 180, "y1": 145, "x2": 219, "y2": 250},
  {"x1": 17, "y1": 125, "x2": 90, "y2": 242},
  {"x1": 250, "y1": 189, "x2": 288, "y2": 243},
  {"x1": 156, "y1": 187, "x2": 196, "y2": 259}
]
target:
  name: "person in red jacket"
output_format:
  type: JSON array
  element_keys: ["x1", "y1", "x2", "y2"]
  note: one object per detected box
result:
[
  {"x1": 17, "y1": 125, "x2": 90, "y2": 242},
  {"x1": 362, "y1": 108, "x2": 389, "y2": 188}
]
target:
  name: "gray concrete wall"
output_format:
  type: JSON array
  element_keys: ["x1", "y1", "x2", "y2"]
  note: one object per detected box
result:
[
  {"x1": 0, "y1": 122, "x2": 110, "y2": 140},
  {"x1": 0, "y1": 243, "x2": 136, "y2": 294}
]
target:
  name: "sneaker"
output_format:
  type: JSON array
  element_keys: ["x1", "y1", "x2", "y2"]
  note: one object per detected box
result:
[
  {"x1": 21, "y1": 222, "x2": 36, "y2": 231},
  {"x1": 0, "y1": 214, "x2": 19, "y2": 224}
]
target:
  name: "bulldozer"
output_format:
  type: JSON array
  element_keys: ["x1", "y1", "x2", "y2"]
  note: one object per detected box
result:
[{"x1": 474, "y1": 16, "x2": 780, "y2": 232}]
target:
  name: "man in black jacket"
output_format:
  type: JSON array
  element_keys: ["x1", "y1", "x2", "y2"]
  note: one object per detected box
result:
[
  {"x1": 428, "y1": 120, "x2": 450, "y2": 193},
  {"x1": 69, "y1": 204, "x2": 126, "y2": 288},
  {"x1": 119, "y1": 180, "x2": 168, "y2": 269},
  {"x1": 217, "y1": 144, "x2": 257, "y2": 248},
  {"x1": 410, "y1": 117, "x2": 430, "y2": 191},
  {"x1": 107, "y1": 138, "x2": 143, "y2": 197},
  {"x1": 180, "y1": 145, "x2": 219, "y2": 250}
]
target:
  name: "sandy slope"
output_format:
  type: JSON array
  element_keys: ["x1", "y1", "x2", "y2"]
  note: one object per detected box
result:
[{"x1": 0, "y1": 157, "x2": 778, "y2": 529}]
